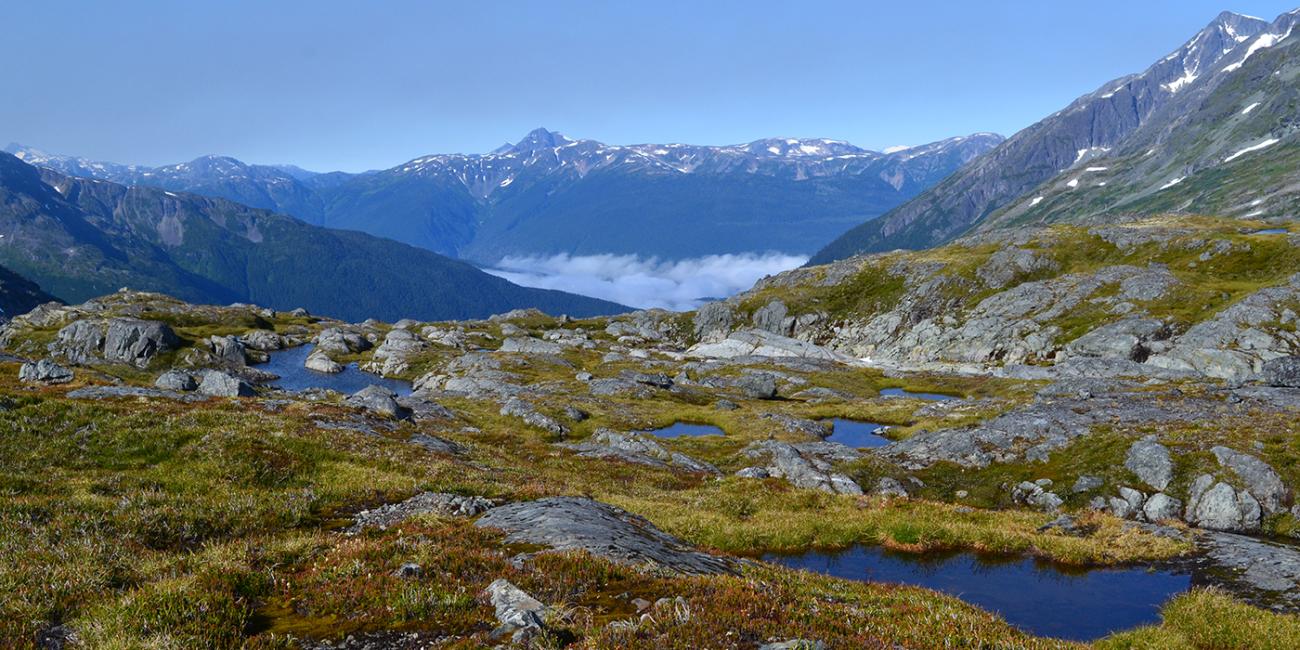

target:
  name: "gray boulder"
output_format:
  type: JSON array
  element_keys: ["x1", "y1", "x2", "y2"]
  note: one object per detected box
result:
[
  {"x1": 314, "y1": 328, "x2": 371, "y2": 355},
  {"x1": 1211, "y1": 446, "x2": 1289, "y2": 515},
  {"x1": 50, "y1": 319, "x2": 105, "y2": 364},
  {"x1": 874, "y1": 477, "x2": 909, "y2": 497},
  {"x1": 305, "y1": 349, "x2": 343, "y2": 373},
  {"x1": 484, "y1": 579, "x2": 547, "y2": 642},
  {"x1": 1143, "y1": 493, "x2": 1183, "y2": 521},
  {"x1": 1124, "y1": 435, "x2": 1174, "y2": 491},
  {"x1": 18, "y1": 359, "x2": 73, "y2": 384},
  {"x1": 1012, "y1": 480, "x2": 1063, "y2": 512},
  {"x1": 1186, "y1": 474, "x2": 1262, "y2": 531},
  {"x1": 759, "y1": 642, "x2": 826, "y2": 650},
  {"x1": 1072, "y1": 475, "x2": 1104, "y2": 493},
  {"x1": 500, "y1": 337, "x2": 563, "y2": 355},
  {"x1": 103, "y1": 319, "x2": 179, "y2": 367},
  {"x1": 347, "y1": 385, "x2": 407, "y2": 419},
  {"x1": 1065, "y1": 318, "x2": 1169, "y2": 362},
  {"x1": 693, "y1": 302, "x2": 734, "y2": 343},
  {"x1": 240, "y1": 330, "x2": 284, "y2": 352},
  {"x1": 474, "y1": 497, "x2": 735, "y2": 575},
  {"x1": 752, "y1": 300, "x2": 790, "y2": 335},
  {"x1": 154, "y1": 369, "x2": 197, "y2": 391},
  {"x1": 196, "y1": 369, "x2": 255, "y2": 397},
  {"x1": 735, "y1": 372, "x2": 779, "y2": 399},
  {"x1": 208, "y1": 335, "x2": 248, "y2": 366}
]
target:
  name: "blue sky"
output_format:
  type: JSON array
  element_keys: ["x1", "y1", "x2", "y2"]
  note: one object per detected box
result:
[{"x1": 3, "y1": 1, "x2": 1296, "y2": 172}]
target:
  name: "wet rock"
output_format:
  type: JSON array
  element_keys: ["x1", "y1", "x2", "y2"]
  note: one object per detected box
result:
[
  {"x1": 18, "y1": 359, "x2": 73, "y2": 384},
  {"x1": 349, "y1": 492, "x2": 493, "y2": 532},
  {"x1": 475, "y1": 497, "x2": 735, "y2": 575},
  {"x1": 154, "y1": 369, "x2": 197, "y2": 391},
  {"x1": 740, "y1": 441, "x2": 862, "y2": 495},
  {"x1": 500, "y1": 398, "x2": 569, "y2": 435},
  {"x1": 346, "y1": 385, "x2": 407, "y2": 419},
  {"x1": 1211, "y1": 446, "x2": 1290, "y2": 515},
  {"x1": 196, "y1": 369, "x2": 255, "y2": 397},
  {"x1": 484, "y1": 579, "x2": 547, "y2": 642},
  {"x1": 1197, "y1": 530, "x2": 1300, "y2": 610},
  {"x1": 561, "y1": 429, "x2": 720, "y2": 475},
  {"x1": 1124, "y1": 435, "x2": 1174, "y2": 491},
  {"x1": 305, "y1": 349, "x2": 343, "y2": 373}
]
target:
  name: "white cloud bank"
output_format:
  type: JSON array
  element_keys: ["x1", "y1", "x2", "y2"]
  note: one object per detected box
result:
[{"x1": 485, "y1": 252, "x2": 808, "y2": 312}]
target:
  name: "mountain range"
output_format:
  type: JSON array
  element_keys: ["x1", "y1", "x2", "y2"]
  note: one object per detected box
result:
[
  {"x1": 7, "y1": 130, "x2": 1003, "y2": 262},
  {"x1": 811, "y1": 9, "x2": 1300, "y2": 264},
  {"x1": 0, "y1": 152, "x2": 625, "y2": 322}
]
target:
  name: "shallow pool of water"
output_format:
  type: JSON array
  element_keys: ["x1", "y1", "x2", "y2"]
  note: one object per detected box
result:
[
  {"x1": 643, "y1": 422, "x2": 726, "y2": 438},
  {"x1": 765, "y1": 545, "x2": 1190, "y2": 641},
  {"x1": 259, "y1": 345, "x2": 413, "y2": 396},
  {"x1": 1252, "y1": 228, "x2": 1289, "y2": 235},
  {"x1": 822, "y1": 419, "x2": 890, "y2": 448},
  {"x1": 879, "y1": 387, "x2": 958, "y2": 401}
]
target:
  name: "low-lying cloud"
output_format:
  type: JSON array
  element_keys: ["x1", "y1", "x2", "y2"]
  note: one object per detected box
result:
[{"x1": 485, "y1": 252, "x2": 808, "y2": 311}]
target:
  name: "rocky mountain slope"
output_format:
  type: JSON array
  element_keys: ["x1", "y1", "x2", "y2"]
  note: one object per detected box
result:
[
  {"x1": 10, "y1": 130, "x2": 1004, "y2": 262},
  {"x1": 0, "y1": 152, "x2": 625, "y2": 322},
  {"x1": 0, "y1": 264, "x2": 57, "y2": 322},
  {"x1": 812, "y1": 10, "x2": 1297, "y2": 264},
  {"x1": 715, "y1": 216, "x2": 1298, "y2": 381}
]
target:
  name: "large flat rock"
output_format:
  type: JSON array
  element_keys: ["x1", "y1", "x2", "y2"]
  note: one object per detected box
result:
[{"x1": 474, "y1": 496, "x2": 734, "y2": 575}]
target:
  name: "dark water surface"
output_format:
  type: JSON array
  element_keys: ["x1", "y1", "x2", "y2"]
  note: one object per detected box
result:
[
  {"x1": 1252, "y1": 228, "x2": 1289, "y2": 235},
  {"x1": 643, "y1": 422, "x2": 726, "y2": 438},
  {"x1": 822, "y1": 418, "x2": 890, "y2": 448},
  {"x1": 259, "y1": 345, "x2": 412, "y2": 396},
  {"x1": 765, "y1": 545, "x2": 1190, "y2": 641}
]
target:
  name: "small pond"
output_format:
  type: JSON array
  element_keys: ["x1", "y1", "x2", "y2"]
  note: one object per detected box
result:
[
  {"x1": 766, "y1": 545, "x2": 1190, "y2": 641},
  {"x1": 259, "y1": 345, "x2": 413, "y2": 396},
  {"x1": 1251, "y1": 228, "x2": 1289, "y2": 235},
  {"x1": 643, "y1": 422, "x2": 726, "y2": 438},
  {"x1": 879, "y1": 387, "x2": 959, "y2": 401},
  {"x1": 822, "y1": 418, "x2": 890, "y2": 448}
]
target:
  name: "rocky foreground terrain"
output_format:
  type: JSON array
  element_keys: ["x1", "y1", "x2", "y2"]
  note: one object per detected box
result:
[{"x1": 2, "y1": 216, "x2": 1299, "y2": 648}]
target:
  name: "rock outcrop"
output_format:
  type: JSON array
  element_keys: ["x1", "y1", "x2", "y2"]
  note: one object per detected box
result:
[{"x1": 474, "y1": 497, "x2": 735, "y2": 575}]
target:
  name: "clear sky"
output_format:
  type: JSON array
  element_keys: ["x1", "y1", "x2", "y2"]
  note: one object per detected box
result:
[{"x1": 3, "y1": 1, "x2": 1296, "y2": 172}]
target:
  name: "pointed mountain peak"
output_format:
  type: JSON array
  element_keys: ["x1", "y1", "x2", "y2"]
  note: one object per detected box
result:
[{"x1": 512, "y1": 128, "x2": 572, "y2": 152}]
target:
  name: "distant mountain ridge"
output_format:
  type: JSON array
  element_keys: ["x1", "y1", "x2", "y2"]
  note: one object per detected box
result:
[
  {"x1": 811, "y1": 9, "x2": 1299, "y2": 264},
  {"x1": 0, "y1": 152, "x2": 625, "y2": 322},
  {"x1": 8, "y1": 129, "x2": 1003, "y2": 262},
  {"x1": 0, "y1": 263, "x2": 57, "y2": 322}
]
